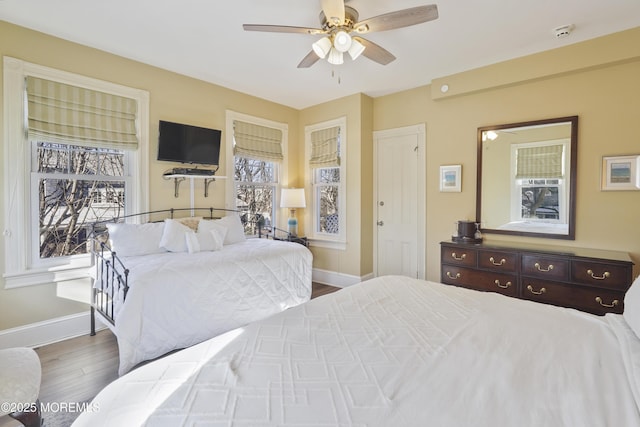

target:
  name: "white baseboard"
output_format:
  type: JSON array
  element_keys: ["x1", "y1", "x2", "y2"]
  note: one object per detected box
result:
[
  {"x1": 312, "y1": 268, "x2": 374, "y2": 288},
  {"x1": 0, "y1": 311, "x2": 105, "y2": 350}
]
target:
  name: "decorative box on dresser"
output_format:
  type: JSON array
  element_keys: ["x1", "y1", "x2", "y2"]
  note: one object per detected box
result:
[{"x1": 440, "y1": 241, "x2": 634, "y2": 315}]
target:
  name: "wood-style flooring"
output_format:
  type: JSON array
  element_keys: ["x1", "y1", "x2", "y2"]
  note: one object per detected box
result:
[{"x1": 0, "y1": 283, "x2": 340, "y2": 427}]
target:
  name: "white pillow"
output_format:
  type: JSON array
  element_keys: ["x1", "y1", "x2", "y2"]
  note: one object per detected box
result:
[
  {"x1": 213, "y1": 214, "x2": 246, "y2": 245},
  {"x1": 197, "y1": 220, "x2": 228, "y2": 251},
  {"x1": 185, "y1": 231, "x2": 201, "y2": 254},
  {"x1": 624, "y1": 275, "x2": 640, "y2": 338},
  {"x1": 106, "y1": 222, "x2": 166, "y2": 257},
  {"x1": 159, "y1": 219, "x2": 192, "y2": 252}
]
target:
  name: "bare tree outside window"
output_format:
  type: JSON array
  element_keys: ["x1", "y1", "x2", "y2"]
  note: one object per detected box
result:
[
  {"x1": 316, "y1": 167, "x2": 339, "y2": 234},
  {"x1": 36, "y1": 142, "x2": 126, "y2": 259},
  {"x1": 234, "y1": 157, "x2": 277, "y2": 234}
]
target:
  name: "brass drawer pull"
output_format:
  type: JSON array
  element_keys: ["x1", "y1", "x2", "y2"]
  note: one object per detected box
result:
[
  {"x1": 446, "y1": 272, "x2": 461, "y2": 280},
  {"x1": 451, "y1": 252, "x2": 466, "y2": 261},
  {"x1": 489, "y1": 257, "x2": 506, "y2": 266},
  {"x1": 495, "y1": 280, "x2": 512, "y2": 289},
  {"x1": 527, "y1": 284, "x2": 546, "y2": 295},
  {"x1": 595, "y1": 297, "x2": 619, "y2": 308},
  {"x1": 534, "y1": 262, "x2": 554, "y2": 272},
  {"x1": 587, "y1": 269, "x2": 610, "y2": 280}
]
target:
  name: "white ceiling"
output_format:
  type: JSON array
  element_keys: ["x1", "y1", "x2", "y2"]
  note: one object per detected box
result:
[{"x1": 2, "y1": 0, "x2": 640, "y2": 109}]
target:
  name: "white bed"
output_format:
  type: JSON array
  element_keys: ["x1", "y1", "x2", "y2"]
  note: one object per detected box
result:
[
  {"x1": 76, "y1": 275, "x2": 640, "y2": 426},
  {"x1": 92, "y1": 213, "x2": 312, "y2": 375}
]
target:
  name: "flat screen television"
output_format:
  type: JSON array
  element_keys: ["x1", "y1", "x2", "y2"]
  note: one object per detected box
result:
[{"x1": 158, "y1": 120, "x2": 222, "y2": 166}]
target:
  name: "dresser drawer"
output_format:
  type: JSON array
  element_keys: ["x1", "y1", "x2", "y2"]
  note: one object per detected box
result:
[
  {"x1": 521, "y1": 254, "x2": 569, "y2": 281},
  {"x1": 571, "y1": 260, "x2": 631, "y2": 290},
  {"x1": 521, "y1": 278, "x2": 624, "y2": 315},
  {"x1": 477, "y1": 249, "x2": 518, "y2": 273},
  {"x1": 441, "y1": 266, "x2": 518, "y2": 297},
  {"x1": 441, "y1": 245, "x2": 477, "y2": 267}
]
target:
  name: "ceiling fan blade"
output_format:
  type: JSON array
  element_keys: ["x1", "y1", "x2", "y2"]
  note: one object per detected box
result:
[
  {"x1": 297, "y1": 51, "x2": 321, "y2": 68},
  {"x1": 243, "y1": 24, "x2": 325, "y2": 35},
  {"x1": 354, "y1": 37, "x2": 396, "y2": 65},
  {"x1": 354, "y1": 5, "x2": 438, "y2": 34},
  {"x1": 321, "y1": 0, "x2": 345, "y2": 26}
]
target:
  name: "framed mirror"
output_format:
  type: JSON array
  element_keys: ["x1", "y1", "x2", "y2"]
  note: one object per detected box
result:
[{"x1": 476, "y1": 116, "x2": 578, "y2": 240}]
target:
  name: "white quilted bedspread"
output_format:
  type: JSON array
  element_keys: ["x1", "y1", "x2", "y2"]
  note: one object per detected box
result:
[
  {"x1": 78, "y1": 275, "x2": 640, "y2": 426},
  {"x1": 109, "y1": 238, "x2": 312, "y2": 375}
]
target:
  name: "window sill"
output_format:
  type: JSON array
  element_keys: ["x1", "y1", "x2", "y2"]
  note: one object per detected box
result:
[
  {"x1": 3, "y1": 266, "x2": 91, "y2": 289},
  {"x1": 308, "y1": 238, "x2": 347, "y2": 251}
]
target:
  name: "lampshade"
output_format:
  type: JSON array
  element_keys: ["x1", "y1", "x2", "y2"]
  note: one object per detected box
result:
[
  {"x1": 348, "y1": 38, "x2": 366, "y2": 60},
  {"x1": 333, "y1": 30, "x2": 352, "y2": 53},
  {"x1": 327, "y1": 47, "x2": 344, "y2": 65},
  {"x1": 280, "y1": 188, "x2": 306, "y2": 209},
  {"x1": 312, "y1": 36, "x2": 332, "y2": 59}
]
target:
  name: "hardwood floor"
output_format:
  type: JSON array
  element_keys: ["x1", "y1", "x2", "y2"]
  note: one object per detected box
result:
[{"x1": 0, "y1": 283, "x2": 340, "y2": 427}]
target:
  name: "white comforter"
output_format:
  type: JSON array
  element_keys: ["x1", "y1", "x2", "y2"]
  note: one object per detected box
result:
[
  {"x1": 77, "y1": 276, "x2": 640, "y2": 426},
  {"x1": 104, "y1": 238, "x2": 312, "y2": 375}
]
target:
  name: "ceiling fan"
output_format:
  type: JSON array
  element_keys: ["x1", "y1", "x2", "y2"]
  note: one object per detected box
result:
[{"x1": 243, "y1": 0, "x2": 439, "y2": 68}]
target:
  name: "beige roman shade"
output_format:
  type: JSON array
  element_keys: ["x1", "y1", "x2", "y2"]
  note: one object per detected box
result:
[
  {"x1": 233, "y1": 120, "x2": 283, "y2": 162},
  {"x1": 516, "y1": 144, "x2": 564, "y2": 179},
  {"x1": 309, "y1": 126, "x2": 340, "y2": 168},
  {"x1": 26, "y1": 76, "x2": 139, "y2": 150}
]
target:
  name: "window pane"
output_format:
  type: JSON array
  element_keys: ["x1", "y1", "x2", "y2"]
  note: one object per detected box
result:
[
  {"x1": 234, "y1": 157, "x2": 275, "y2": 183},
  {"x1": 39, "y1": 178, "x2": 125, "y2": 258},
  {"x1": 38, "y1": 142, "x2": 124, "y2": 177},
  {"x1": 235, "y1": 184, "x2": 274, "y2": 235},
  {"x1": 37, "y1": 142, "x2": 69, "y2": 173},
  {"x1": 521, "y1": 186, "x2": 559, "y2": 220},
  {"x1": 318, "y1": 185, "x2": 339, "y2": 234},
  {"x1": 317, "y1": 167, "x2": 340, "y2": 183}
]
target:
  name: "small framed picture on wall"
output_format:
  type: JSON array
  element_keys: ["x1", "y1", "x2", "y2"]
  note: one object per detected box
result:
[
  {"x1": 440, "y1": 165, "x2": 462, "y2": 192},
  {"x1": 601, "y1": 155, "x2": 640, "y2": 191}
]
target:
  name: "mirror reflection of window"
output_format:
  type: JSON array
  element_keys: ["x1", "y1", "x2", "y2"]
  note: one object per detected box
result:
[{"x1": 511, "y1": 141, "x2": 568, "y2": 224}]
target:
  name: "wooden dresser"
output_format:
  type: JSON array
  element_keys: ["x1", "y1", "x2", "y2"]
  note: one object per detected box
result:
[{"x1": 440, "y1": 241, "x2": 634, "y2": 315}]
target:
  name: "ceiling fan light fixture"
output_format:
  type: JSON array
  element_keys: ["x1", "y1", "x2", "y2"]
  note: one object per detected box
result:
[
  {"x1": 312, "y1": 36, "x2": 332, "y2": 59},
  {"x1": 348, "y1": 38, "x2": 365, "y2": 60},
  {"x1": 333, "y1": 30, "x2": 352, "y2": 52},
  {"x1": 327, "y1": 47, "x2": 344, "y2": 65}
]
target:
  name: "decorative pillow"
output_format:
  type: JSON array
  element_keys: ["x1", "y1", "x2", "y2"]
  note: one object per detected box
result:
[
  {"x1": 175, "y1": 216, "x2": 201, "y2": 231},
  {"x1": 185, "y1": 231, "x2": 201, "y2": 254},
  {"x1": 197, "y1": 220, "x2": 228, "y2": 251},
  {"x1": 213, "y1": 214, "x2": 246, "y2": 245},
  {"x1": 159, "y1": 219, "x2": 192, "y2": 252},
  {"x1": 106, "y1": 222, "x2": 166, "y2": 257},
  {"x1": 624, "y1": 275, "x2": 640, "y2": 338}
]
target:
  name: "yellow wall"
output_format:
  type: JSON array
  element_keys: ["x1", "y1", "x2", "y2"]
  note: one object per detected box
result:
[
  {"x1": 0, "y1": 21, "x2": 298, "y2": 329},
  {"x1": 2, "y1": 19, "x2": 639, "y2": 332},
  {"x1": 298, "y1": 93, "x2": 373, "y2": 277},
  {"x1": 374, "y1": 27, "x2": 640, "y2": 281}
]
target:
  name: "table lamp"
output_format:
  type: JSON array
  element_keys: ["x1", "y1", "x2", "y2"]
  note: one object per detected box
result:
[{"x1": 280, "y1": 188, "x2": 306, "y2": 236}]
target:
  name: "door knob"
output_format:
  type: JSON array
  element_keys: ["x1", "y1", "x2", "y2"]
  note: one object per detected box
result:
[{"x1": 377, "y1": 220, "x2": 384, "y2": 226}]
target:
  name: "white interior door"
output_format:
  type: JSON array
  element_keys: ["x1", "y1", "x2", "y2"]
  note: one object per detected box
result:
[{"x1": 374, "y1": 125, "x2": 426, "y2": 278}]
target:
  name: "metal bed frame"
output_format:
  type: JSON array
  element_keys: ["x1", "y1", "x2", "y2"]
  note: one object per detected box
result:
[{"x1": 89, "y1": 207, "x2": 239, "y2": 335}]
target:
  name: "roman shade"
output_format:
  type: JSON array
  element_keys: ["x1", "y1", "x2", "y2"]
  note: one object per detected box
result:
[
  {"x1": 26, "y1": 76, "x2": 139, "y2": 150},
  {"x1": 516, "y1": 144, "x2": 564, "y2": 179},
  {"x1": 309, "y1": 126, "x2": 340, "y2": 168},
  {"x1": 233, "y1": 120, "x2": 283, "y2": 162}
]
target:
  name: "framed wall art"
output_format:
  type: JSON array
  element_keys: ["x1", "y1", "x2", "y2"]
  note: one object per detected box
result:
[
  {"x1": 440, "y1": 165, "x2": 462, "y2": 192},
  {"x1": 601, "y1": 155, "x2": 640, "y2": 191}
]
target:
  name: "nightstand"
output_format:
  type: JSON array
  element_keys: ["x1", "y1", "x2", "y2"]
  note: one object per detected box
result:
[{"x1": 275, "y1": 235, "x2": 309, "y2": 247}]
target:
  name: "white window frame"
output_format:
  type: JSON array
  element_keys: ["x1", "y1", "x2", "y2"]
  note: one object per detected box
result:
[
  {"x1": 224, "y1": 111, "x2": 288, "y2": 231},
  {"x1": 3, "y1": 57, "x2": 149, "y2": 288},
  {"x1": 304, "y1": 117, "x2": 347, "y2": 249}
]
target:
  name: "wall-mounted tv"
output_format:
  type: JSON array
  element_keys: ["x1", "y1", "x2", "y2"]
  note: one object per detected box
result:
[{"x1": 158, "y1": 120, "x2": 222, "y2": 166}]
